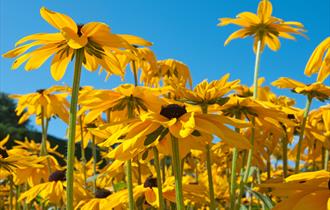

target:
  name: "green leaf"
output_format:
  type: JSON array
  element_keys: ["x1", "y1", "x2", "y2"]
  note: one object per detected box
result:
[
  {"x1": 114, "y1": 181, "x2": 127, "y2": 191},
  {"x1": 144, "y1": 126, "x2": 167, "y2": 146},
  {"x1": 142, "y1": 149, "x2": 149, "y2": 160},
  {"x1": 245, "y1": 186, "x2": 274, "y2": 209}
]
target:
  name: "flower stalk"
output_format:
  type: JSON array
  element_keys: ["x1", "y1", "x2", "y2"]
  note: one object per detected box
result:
[
  {"x1": 295, "y1": 95, "x2": 312, "y2": 173},
  {"x1": 153, "y1": 147, "x2": 166, "y2": 210},
  {"x1": 236, "y1": 39, "x2": 262, "y2": 209},
  {"x1": 201, "y1": 104, "x2": 216, "y2": 210},
  {"x1": 171, "y1": 134, "x2": 184, "y2": 209},
  {"x1": 66, "y1": 48, "x2": 84, "y2": 210},
  {"x1": 92, "y1": 135, "x2": 97, "y2": 195}
]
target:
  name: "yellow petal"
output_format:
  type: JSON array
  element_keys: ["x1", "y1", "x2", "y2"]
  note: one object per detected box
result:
[
  {"x1": 224, "y1": 29, "x2": 248, "y2": 46},
  {"x1": 50, "y1": 48, "x2": 73, "y2": 81},
  {"x1": 61, "y1": 27, "x2": 88, "y2": 49},
  {"x1": 118, "y1": 34, "x2": 153, "y2": 47},
  {"x1": 40, "y1": 7, "x2": 77, "y2": 31},
  {"x1": 257, "y1": 0, "x2": 273, "y2": 21}
]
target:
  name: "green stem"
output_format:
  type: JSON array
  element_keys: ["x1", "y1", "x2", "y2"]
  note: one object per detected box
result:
[
  {"x1": 79, "y1": 114, "x2": 87, "y2": 187},
  {"x1": 266, "y1": 152, "x2": 271, "y2": 179},
  {"x1": 132, "y1": 60, "x2": 138, "y2": 87},
  {"x1": 16, "y1": 185, "x2": 20, "y2": 210},
  {"x1": 153, "y1": 147, "x2": 166, "y2": 210},
  {"x1": 236, "y1": 39, "x2": 262, "y2": 210},
  {"x1": 171, "y1": 135, "x2": 184, "y2": 209},
  {"x1": 324, "y1": 147, "x2": 329, "y2": 170},
  {"x1": 201, "y1": 104, "x2": 216, "y2": 209},
  {"x1": 66, "y1": 48, "x2": 84, "y2": 210},
  {"x1": 40, "y1": 106, "x2": 48, "y2": 156},
  {"x1": 9, "y1": 176, "x2": 13, "y2": 210},
  {"x1": 282, "y1": 133, "x2": 288, "y2": 178},
  {"x1": 40, "y1": 107, "x2": 51, "y2": 174},
  {"x1": 295, "y1": 95, "x2": 312, "y2": 173},
  {"x1": 206, "y1": 144, "x2": 216, "y2": 210},
  {"x1": 230, "y1": 147, "x2": 238, "y2": 210},
  {"x1": 92, "y1": 136, "x2": 97, "y2": 195},
  {"x1": 126, "y1": 160, "x2": 135, "y2": 210}
]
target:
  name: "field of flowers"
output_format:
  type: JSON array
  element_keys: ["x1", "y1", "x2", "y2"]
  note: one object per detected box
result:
[{"x1": 1, "y1": 0, "x2": 329, "y2": 209}]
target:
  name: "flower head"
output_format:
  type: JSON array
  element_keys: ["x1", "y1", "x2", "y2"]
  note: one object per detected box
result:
[
  {"x1": 3, "y1": 7, "x2": 151, "y2": 81},
  {"x1": 218, "y1": 0, "x2": 306, "y2": 51}
]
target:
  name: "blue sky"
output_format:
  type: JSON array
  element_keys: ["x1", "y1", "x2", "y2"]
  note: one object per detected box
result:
[{"x1": 1, "y1": 0, "x2": 329, "y2": 139}]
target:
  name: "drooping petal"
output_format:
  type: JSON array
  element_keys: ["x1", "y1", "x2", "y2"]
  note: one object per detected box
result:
[
  {"x1": 61, "y1": 27, "x2": 88, "y2": 49},
  {"x1": 40, "y1": 7, "x2": 77, "y2": 32},
  {"x1": 118, "y1": 34, "x2": 153, "y2": 47},
  {"x1": 50, "y1": 48, "x2": 74, "y2": 81},
  {"x1": 224, "y1": 29, "x2": 248, "y2": 46}
]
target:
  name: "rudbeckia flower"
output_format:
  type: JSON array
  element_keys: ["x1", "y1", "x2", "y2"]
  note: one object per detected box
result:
[
  {"x1": 19, "y1": 170, "x2": 89, "y2": 207},
  {"x1": 106, "y1": 103, "x2": 250, "y2": 161},
  {"x1": 272, "y1": 77, "x2": 330, "y2": 102},
  {"x1": 217, "y1": 0, "x2": 306, "y2": 51},
  {"x1": 159, "y1": 59, "x2": 193, "y2": 88},
  {"x1": 12, "y1": 138, "x2": 63, "y2": 158},
  {"x1": 260, "y1": 170, "x2": 330, "y2": 210},
  {"x1": 2, "y1": 7, "x2": 151, "y2": 81},
  {"x1": 79, "y1": 84, "x2": 166, "y2": 124},
  {"x1": 175, "y1": 74, "x2": 239, "y2": 108},
  {"x1": 10, "y1": 85, "x2": 69, "y2": 124},
  {"x1": 305, "y1": 36, "x2": 330, "y2": 82}
]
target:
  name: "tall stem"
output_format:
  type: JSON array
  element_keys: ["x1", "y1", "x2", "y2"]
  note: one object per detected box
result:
[
  {"x1": 153, "y1": 147, "x2": 166, "y2": 210},
  {"x1": 92, "y1": 136, "x2": 97, "y2": 195},
  {"x1": 324, "y1": 146, "x2": 329, "y2": 170},
  {"x1": 40, "y1": 106, "x2": 51, "y2": 174},
  {"x1": 132, "y1": 60, "x2": 138, "y2": 87},
  {"x1": 236, "y1": 39, "x2": 262, "y2": 209},
  {"x1": 126, "y1": 160, "x2": 134, "y2": 209},
  {"x1": 206, "y1": 144, "x2": 216, "y2": 210},
  {"x1": 171, "y1": 135, "x2": 184, "y2": 209},
  {"x1": 79, "y1": 114, "x2": 87, "y2": 187},
  {"x1": 201, "y1": 104, "x2": 216, "y2": 210},
  {"x1": 126, "y1": 97, "x2": 135, "y2": 210},
  {"x1": 282, "y1": 133, "x2": 288, "y2": 178},
  {"x1": 230, "y1": 147, "x2": 238, "y2": 210},
  {"x1": 66, "y1": 48, "x2": 84, "y2": 210},
  {"x1": 295, "y1": 95, "x2": 312, "y2": 173}
]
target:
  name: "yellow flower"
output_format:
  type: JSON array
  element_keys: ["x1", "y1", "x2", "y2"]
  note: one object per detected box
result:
[
  {"x1": 176, "y1": 74, "x2": 239, "y2": 107},
  {"x1": 19, "y1": 170, "x2": 89, "y2": 206},
  {"x1": 159, "y1": 59, "x2": 193, "y2": 88},
  {"x1": 13, "y1": 138, "x2": 63, "y2": 158},
  {"x1": 272, "y1": 77, "x2": 330, "y2": 101},
  {"x1": 3, "y1": 7, "x2": 151, "y2": 81},
  {"x1": 80, "y1": 84, "x2": 166, "y2": 124},
  {"x1": 106, "y1": 103, "x2": 250, "y2": 161},
  {"x1": 10, "y1": 85, "x2": 69, "y2": 124},
  {"x1": 260, "y1": 170, "x2": 330, "y2": 210},
  {"x1": 305, "y1": 37, "x2": 330, "y2": 82},
  {"x1": 217, "y1": 0, "x2": 306, "y2": 51}
]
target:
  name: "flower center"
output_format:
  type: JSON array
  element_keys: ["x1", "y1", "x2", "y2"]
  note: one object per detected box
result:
[
  {"x1": 328, "y1": 179, "x2": 330, "y2": 190},
  {"x1": 0, "y1": 148, "x2": 9, "y2": 158},
  {"x1": 36, "y1": 89, "x2": 46, "y2": 94},
  {"x1": 77, "y1": 24, "x2": 84, "y2": 37},
  {"x1": 95, "y1": 188, "x2": 112, "y2": 198},
  {"x1": 160, "y1": 104, "x2": 187, "y2": 119},
  {"x1": 143, "y1": 176, "x2": 157, "y2": 188},
  {"x1": 48, "y1": 170, "x2": 66, "y2": 182}
]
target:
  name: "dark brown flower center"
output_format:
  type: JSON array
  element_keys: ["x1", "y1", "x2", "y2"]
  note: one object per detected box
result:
[
  {"x1": 48, "y1": 170, "x2": 66, "y2": 182},
  {"x1": 77, "y1": 24, "x2": 84, "y2": 37},
  {"x1": 287, "y1": 114, "x2": 295, "y2": 120},
  {"x1": 36, "y1": 89, "x2": 46, "y2": 94},
  {"x1": 95, "y1": 188, "x2": 112, "y2": 198},
  {"x1": 328, "y1": 179, "x2": 330, "y2": 190},
  {"x1": 143, "y1": 176, "x2": 157, "y2": 188},
  {"x1": 160, "y1": 104, "x2": 187, "y2": 119},
  {"x1": 0, "y1": 148, "x2": 8, "y2": 158}
]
